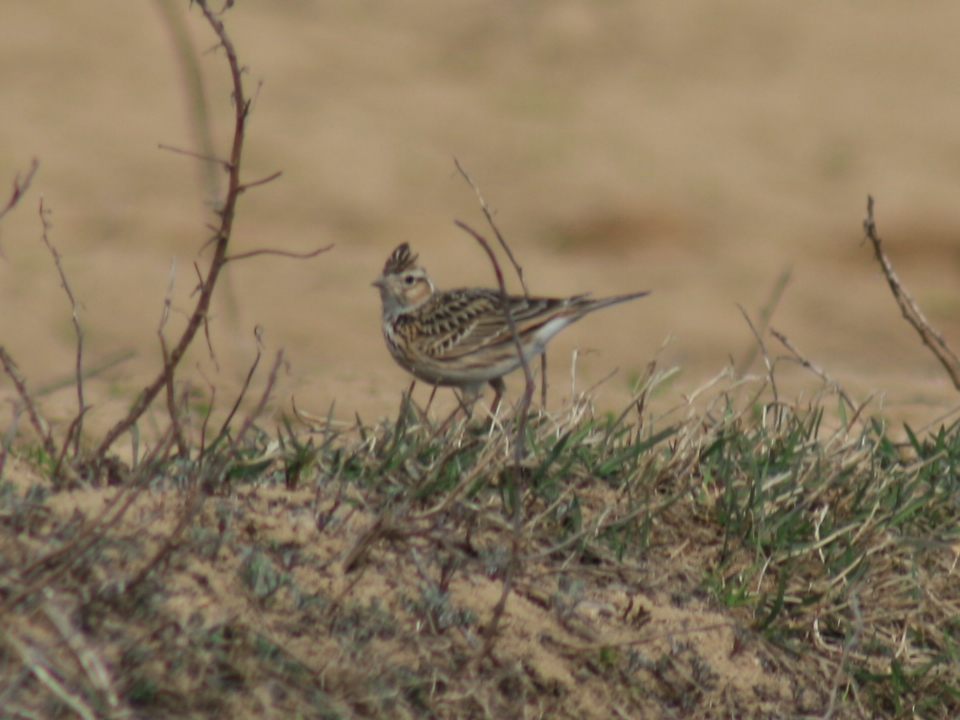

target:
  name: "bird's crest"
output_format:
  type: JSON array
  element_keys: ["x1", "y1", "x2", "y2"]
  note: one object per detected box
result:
[{"x1": 382, "y1": 243, "x2": 419, "y2": 276}]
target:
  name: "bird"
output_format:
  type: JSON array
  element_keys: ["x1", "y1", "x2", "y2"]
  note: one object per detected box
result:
[{"x1": 372, "y1": 242, "x2": 649, "y2": 413}]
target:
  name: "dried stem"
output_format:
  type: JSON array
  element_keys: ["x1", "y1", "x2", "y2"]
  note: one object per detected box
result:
[
  {"x1": 770, "y1": 327, "x2": 856, "y2": 413},
  {"x1": 737, "y1": 303, "x2": 778, "y2": 407},
  {"x1": 158, "y1": 258, "x2": 188, "y2": 456},
  {"x1": 215, "y1": 326, "x2": 264, "y2": 442},
  {"x1": 454, "y1": 219, "x2": 530, "y2": 668},
  {"x1": 0, "y1": 158, "x2": 39, "y2": 253},
  {"x1": 454, "y1": 159, "x2": 551, "y2": 407},
  {"x1": 225, "y1": 242, "x2": 332, "y2": 263},
  {"x1": 157, "y1": 143, "x2": 229, "y2": 172},
  {"x1": 0, "y1": 347, "x2": 56, "y2": 458},
  {"x1": 863, "y1": 195, "x2": 960, "y2": 390},
  {"x1": 96, "y1": 0, "x2": 251, "y2": 457},
  {"x1": 38, "y1": 198, "x2": 85, "y2": 458},
  {"x1": 236, "y1": 169, "x2": 283, "y2": 193},
  {"x1": 453, "y1": 159, "x2": 529, "y2": 296},
  {"x1": 234, "y1": 348, "x2": 285, "y2": 447},
  {"x1": 454, "y1": 220, "x2": 534, "y2": 463}
]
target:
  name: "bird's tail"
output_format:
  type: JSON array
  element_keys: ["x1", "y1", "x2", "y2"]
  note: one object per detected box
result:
[{"x1": 576, "y1": 290, "x2": 651, "y2": 314}]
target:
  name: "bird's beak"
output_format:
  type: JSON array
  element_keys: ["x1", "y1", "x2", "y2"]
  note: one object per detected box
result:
[{"x1": 371, "y1": 277, "x2": 384, "y2": 288}]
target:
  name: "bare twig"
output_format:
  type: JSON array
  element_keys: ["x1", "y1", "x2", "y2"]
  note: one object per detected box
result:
[
  {"x1": 38, "y1": 198, "x2": 85, "y2": 457},
  {"x1": 0, "y1": 347, "x2": 56, "y2": 458},
  {"x1": 454, "y1": 216, "x2": 531, "y2": 669},
  {"x1": 193, "y1": 260, "x2": 220, "y2": 370},
  {"x1": 157, "y1": 143, "x2": 230, "y2": 172},
  {"x1": 96, "y1": 0, "x2": 256, "y2": 457},
  {"x1": 0, "y1": 158, "x2": 39, "y2": 252},
  {"x1": 225, "y1": 242, "x2": 333, "y2": 263},
  {"x1": 737, "y1": 303, "x2": 778, "y2": 407},
  {"x1": 454, "y1": 159, "x2": 551, "y2": 408},
  {"x1": 454, "y1": 220, "x2": 534, "y2": 462},
  {"x1": 770, "y1": 327, "x2": 856, "y2": 413},
  {"x1": 863, "y1": 195, "x2": 960, "y2": 390},
  {"x1": 234, "y1": 348, "x2": 285, "y2": 446},
  {"x1": 216, "y1": 326, "x2": 264, "y2": 442},
  {"x1": 454, "y1": 160, "x2": 529, "y2": 295},
  {"x1": 236, "y1": 169, "x2": 283, "y2": 193},
  {"x1": 51, "y1": 407, "x2": 90, "y2": 483},
  {"x1": 158, "y1": 258, "x2": 188, "y2": 456}
]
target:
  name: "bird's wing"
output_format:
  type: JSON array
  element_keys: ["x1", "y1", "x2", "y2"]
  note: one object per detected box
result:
[{"x1": 415, "y1": 289, "x2": 577, "y2": 360}]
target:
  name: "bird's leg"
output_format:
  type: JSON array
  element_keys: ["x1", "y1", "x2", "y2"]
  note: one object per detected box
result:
[{"x1": 488, "y1": 377, "x2": 506, "y2": 416}]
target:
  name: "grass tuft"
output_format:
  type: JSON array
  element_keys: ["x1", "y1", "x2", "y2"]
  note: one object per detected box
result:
[{"x1": 2, "y1": 373, "x2": 960, "y2": 718}]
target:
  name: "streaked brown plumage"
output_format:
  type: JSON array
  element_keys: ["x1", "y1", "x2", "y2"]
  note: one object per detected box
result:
[{"x1": 373, "y1": 243, "x2": 649, "y2": 412}]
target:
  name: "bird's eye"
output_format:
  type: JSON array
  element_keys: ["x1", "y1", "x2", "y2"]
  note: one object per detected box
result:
[{"x1": 403, "y1": 274, "x2": 416, "y2": 286}]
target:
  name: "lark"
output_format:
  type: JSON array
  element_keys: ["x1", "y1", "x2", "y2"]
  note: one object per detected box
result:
[{"x1": 373, "y1": 243, "x2": 649, "y2": 412}]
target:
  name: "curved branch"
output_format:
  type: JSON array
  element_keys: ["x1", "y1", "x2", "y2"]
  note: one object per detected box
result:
[
  {"x1": 225, "y1": 243, "x2": 333, "y2": 263},
  {"x1": 95, "y1": 0, "x2": 250, "y2": 457},
  {"x1": 863, "y1": 195, "x2": 960, "y2": 391},
  {"x1": 454, "y1": 219, "x2": 534, "y2": 463},
  {"x1": 0, "y1": 158, "x2": 39, "y2": 253},
  {"x1": 236, "y1": 170, "x2": 282, "y2": 193}
]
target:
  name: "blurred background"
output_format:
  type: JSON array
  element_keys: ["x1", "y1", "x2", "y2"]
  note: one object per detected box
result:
[{"x1": 3, "y1": 0, "x2": 960, "y2": 435}]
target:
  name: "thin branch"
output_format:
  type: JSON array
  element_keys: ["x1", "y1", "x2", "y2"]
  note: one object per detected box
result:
[
  {"x1": 236, "y1": 169, "x2": 283, "y2": 193},
  {"x1": 0, "y1": 347, "x2": 56, "y2": 458},
  {"x1": 454, "y1": 159, "x2": 551, "y2": 407},
  {"x1": 736, "y1": 303, "x2": 778, "y2": 407},
  {"x1": 38, "y1": 198, "x2": 85, "y2": 458},
  {"x1": 863, "y1": 194, "x2": 960, "y2": 390},
  {"x1": 455, "y1": 219, "x2": 530, "y2": 669},
  {"x1": 157, "y1": 143, "x2": 230, "y2": 171},
  {"x1": 0, "y1": 158, "x2": 39, "y2": 253},
  {"x1": 51, "y1": 407, "x2": 90, "y2": 483},
  {"x1": 234, "y1": 348, "x2": 285, "y2": 447},
  {"x1": 454, "y1": 220, "x2": 534, "y2": 462},
  {"x1": 225, "y1": 242, "x2": 333, "y2": 263},
  {"x1": 158, "y1": 258, "x2": 188, "y2": 457},
  {"x1": 770, "y1": 327, "x2": 857, "y2": 414},
  {"x1": 191, "y1": 260, "x2": 220, "y2": 369},
  {"x1": 216, "y1": 325, "x2": 264, "y2": 440},
  {"x1": 454, "y1": 159, "x2": 529, "y2": 295},
  {"x1": 96, "y1": 0, "x2": 252, "y2": 457}
]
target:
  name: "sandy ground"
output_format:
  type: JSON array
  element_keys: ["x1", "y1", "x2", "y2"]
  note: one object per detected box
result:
[
  {"x1": 5, "y1": 4, "x2": 960, "y2": 717},
  {"x1": 3, "y1": 0, "x2": 960, "y2": 437}
]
